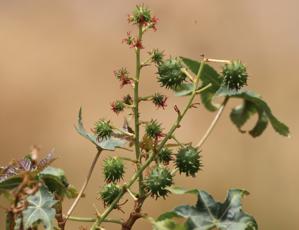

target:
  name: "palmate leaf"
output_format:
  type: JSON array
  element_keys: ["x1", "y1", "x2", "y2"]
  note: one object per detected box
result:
[
  {"x1": 180, "y1": 57, "x2": 222, "y2": 111},
  {"x1": 39, "y1": 166, "x2": 68, "y2": 196},
  {"x1": 75, "y1": 108, "x2": 127, "y2": 150},
  {"x1": 231, "y1": 91, "x2": 289, "y2": 137},
  {"x1": 155, "y1": 188, "x2": 257, "y2": 230},
  {"x1": 22, "y1": 186, "x2": 57, "y2": 230}
]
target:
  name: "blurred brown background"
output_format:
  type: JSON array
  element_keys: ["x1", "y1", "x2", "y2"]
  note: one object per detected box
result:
[{"x1": 0, "y1": 0, "x2": 298, "y2": 229}]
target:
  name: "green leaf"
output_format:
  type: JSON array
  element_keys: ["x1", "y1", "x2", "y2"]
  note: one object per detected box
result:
[
  {"x1": 167, "y1": 186, "x2": 198, "y2": 195},
  {"x1": 39, "y1": 166, "x2": 69, "y2": 196},
  {"x1": 156, "y1": 188, "x2": 258, "y2": 230},
  {"x1": 231, "y1": 91, "x2": 290, "y2": 137},
  {"x1": 230, "y1": 100, "x2": 257, "y2": 133},
  {"x1": 153, "y1": 218, "x2": 187, "y2": 230},
  {"x1": 0, "y1": 176, "x2": 22, "y2": 190},
  {"x1": 180, "y1": 57, "x2": 222, "y2": 111},
  {"x1": 22, "y1": 186, "x2": 57, "y2": 230},
  {"x1": 75, "y1": 108, "x2": 127, "y2": 150}
]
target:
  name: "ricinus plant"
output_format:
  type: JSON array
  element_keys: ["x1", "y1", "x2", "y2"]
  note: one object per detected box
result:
[{"x1": 0, "y1": 4, "x2": 290, "y2": 230}]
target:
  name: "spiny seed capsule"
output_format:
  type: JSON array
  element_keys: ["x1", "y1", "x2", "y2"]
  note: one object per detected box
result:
[
  {"x1": 152, "y1": 93, "x2": 167, "y2": 109},
  {"x1": 222, "y1": 60, "x2": 248, "y2": 91},
  {"x1": 95, "y1": 119, "x2": 113, "y2": 140},
  {"x1": 158, "y1": 148, "x2": 173, "y2": 165},
  {"x1": 157, "y1": 58, "x2": 187, "y2": 90},
  {"x1": 103, "y1": 157, "x2": 124, "y2": 183},
  {"x1": 145, "y1": 166, "x2": 173, "y2": 199},
  {"x1": 111, "y1": 100, "x2": 125, "y2": 114},
  {"x1": 99, "y1": 183, "x2": 121, "y2": 207},
  {"x1": 149, "y1": 49, "x2": 164, "y2": 65},
  {"x1": 175, "y1": 146, "x2": 202, "y2": 177},
  {"x1": 145, "y1": 119, "x2": 163, "y2": 139}
]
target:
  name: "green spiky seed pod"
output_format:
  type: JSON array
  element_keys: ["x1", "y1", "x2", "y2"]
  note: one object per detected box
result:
[
  {"x1": 175, "y1": 146, "x2": 202, "y2": 177},
  {"x1": 152, "y1": 93, "x2": 167, "y2": 109},
  {"x1": 99, "y1": 183, "x2": 121, "y2": 207},
  {"x1": 145, "y1": 119, "x2": 163, "y2": 139},
  {"x1": 103, "y1": 157, "x2": 124, "y2": 183},
  {"x1": 111, "y1": 100, "x2": 125, "y2": 114},
  {"x1": 157, "y1": 58, "x2": 187, "y2": 90},
  {"x1": 145, "y1": 166, "x2": 173, "y2": 198},
  {"x1": 158, "y1": 148, "x2": 173, "y2": 165},
  {"x1": 222, "y1": 60, "x2": 248, "y2": 91},
  {"x1": 95, "y1": 119, "x2": 113, "y2": 140},
  {"x1": 149, "y1": 49, "x2": 164, "y2": 65}
]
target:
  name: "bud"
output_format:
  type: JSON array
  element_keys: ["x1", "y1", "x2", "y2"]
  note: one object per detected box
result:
[
  {"x1": 145, "y1": 119, "x2": 163, "y2": 139},
  {"x1": 94, "y1": 119, "x2": 113, "y2": 140},
  {"x1": 103, "y1": 157, "x2": 125, "y2": 183},
  {"x1": 175, "y1": 146, "x2": 202, "y2": 177},
  {"x1": 111, "y1": 100, "x2": 125, "y2": 114},
  {"x1": 99, "y1": 183, "x2": 121, "y2": 207},
  {"x1": 157, "y1": 58, "x2": 186, "y2": 90},
  {"x1": 129, "y1": 5, "x2": 152, "y2": 26},
  {"x1": 148, "y1": 49, "x2": 164, "y2": 65},
  {"x1": 123, "y1": 94, "x2": 133, "y2": 105},
  {"x1": 145, "y1": 166, "x2": 173, "y2": 198},
  {"x1": 152, "y1": 93, "x2": 167, "y2": 109},
  {"x1": 222, "y1": 60, "x2": 248, "y2": 91},
  {"x1": 114, "y1": 67, "x2": 132, "y2": 87}
]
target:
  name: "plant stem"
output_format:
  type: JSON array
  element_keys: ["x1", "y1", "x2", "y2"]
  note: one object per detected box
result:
[
  {"x1": 91, "y1": 60, "x2": 208, "y2": 230},
  {"x1": 133, "y1": 25, "x2": 144, "y2": 197},
  {"x1": 64, "y1": 149, "x2": 102, "y2": 225},
  {"x1": 68, "y1": 216, "x2": 123, "y2": 224},
  {"x1": 196, "y1": 96, "x2": 229, "y2": 148}
]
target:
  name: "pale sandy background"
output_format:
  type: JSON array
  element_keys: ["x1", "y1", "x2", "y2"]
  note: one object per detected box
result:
[{"x1": 0, "y1": 1, "x2": 298, "y2": 229}]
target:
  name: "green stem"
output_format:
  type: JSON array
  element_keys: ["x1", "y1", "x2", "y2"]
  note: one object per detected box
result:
[
  {"x1": 90, "y1": 60, "x2": 208, "y2": 230},
  {"x1": 68, "y1": 216, "x2": 122, "y2": 224},
  {"x1": 133, "y1": 25, "x2": 144, "y2": 197}
]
